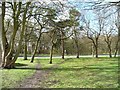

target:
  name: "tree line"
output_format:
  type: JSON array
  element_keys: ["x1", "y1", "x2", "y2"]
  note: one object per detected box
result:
[{"x1": 0, "y1": 1, "x2": 120, "y2": 68}]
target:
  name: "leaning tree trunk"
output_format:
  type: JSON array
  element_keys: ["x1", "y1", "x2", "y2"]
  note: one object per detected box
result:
[
  {"x1": 4, "y1": 52, "x2": 14, "y2": 68},
  {"x1": 1, "y1": 2, "x2": 13, "y2": 68},
  {"x1": 1, "y1": 38, "x2": 10, "y2": 67},
  {"x1": 30, "y1": 33, "x2": 41, "y2": 63},
  {"x1": 3, "y1": 2, "x2": 31, "y2": 68},
  {"x1": 114, "y1": 48, "x2": 118, "y2": 57},
  {"x1": 105, "y1": 38, "x2": 112, "y2": 58},
  {"x1": 4, "y1": 2, "x2": 22, "y2": 68},
  {"x1": 108, "y1": 44, "x2": 112, "y2": 58}
]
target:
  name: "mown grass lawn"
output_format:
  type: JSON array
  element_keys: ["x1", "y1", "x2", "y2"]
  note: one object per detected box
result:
[
  {"x1": 1, "y1": 59, "x2": 37, "y2": 88},
  {"x1": 40, "y1": 57, "x2": 118, "y2": 88},
  {"x1": 1, "y1": 58, "x2": 63, "y2": 88},
  {"x1": 1, "y1": 57, "x2": 118, "y2": 88}
]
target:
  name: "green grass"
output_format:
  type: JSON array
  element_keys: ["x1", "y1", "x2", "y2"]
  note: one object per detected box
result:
[
  {"x1": 1, "y1": 57, "x2": 118, "y2": 88},
  {"x1": 1, "y1": 59, "x2": 37, "y2": 88},
  {"x1": 39, "y1": 58, "x2": 64, "y2": 68},
  {"x1": 1, "y1": 58, "x2": 63, "y2": 88},
  {"x1": 40, "y1": 57, "x2": 118, "y2": 88}
]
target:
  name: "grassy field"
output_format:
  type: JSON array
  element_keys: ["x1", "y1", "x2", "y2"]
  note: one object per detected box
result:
[
  {"x1": 40, "y1": 57, "x2": 118, "y2": 88},
  {"x1": 1, "y1": 57, "x2": 118, "y2": 88},
  {"x1": 1, "y1": 59, "x2": 37, "y2": 88},
  {"x1": 1, "y1": 58, "x2": 63, "y2": 88}
]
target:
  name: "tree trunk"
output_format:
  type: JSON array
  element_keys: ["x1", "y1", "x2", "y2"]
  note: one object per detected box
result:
[
  {"x1": 105, "y1": 40, "x2": 112, "y2": 58},
  {"x1": 95, "y1": 46, "x2": 98, "y2": 58},
  {"x1": 61, "y1": 31, "x2": 65, "y2": 59},
  {"x1": 24, "y1": 40, "x2": 27, "y2": 60},
  {"x1": 5, "y1": 3, "x2": 22, "y2": 67},
  {"x1": 114, "y1": 48, "x2": 118, "y2": 57},
  {"x1": 1, "y1": 2, "x2": 12, "y2": 68},
  {"x1": 50, "y1": 44, "x2": 53, "y2": 64},
  {"x1": 61, "y1": 39, "x2": 65, "y2": 59},
  {"x1": 1, "y1": 38, "x2": 9, "y2": 67},
  {"x1": 10, "y1": 2, "x2": 31, "y2": 67},
  {"x1": 109, "y1": 49, "x2": 112, "y2": 58},
  {"x1": 0, "y1": 14, "x2": 1, "y2": 65},
  {"x1": 30, "y1": 33, "x2": 41, "y2": 63},
  {"x1": 73, "y1": 29, "x2": 80, "y2": 58},
  {"x1": 91, "y1": 43, "x2": 95, "y2": 57},
  {"x1": 108, "y1": 44, "x2": 112, "y2": 58},
  {"x1": 75, "y1": 40, "x2": 79, "y2": 58},
  {"x1": 95, "y1": 39, "x2": 98, "y2": 58},
  {"x1": 3, "y1": 2, "x2": 31, "y2": 68},
  {"x1": 114, "y1": 40, "x2": 119, "y2": 57},
  {"x1": 74, "y1": 39, "x2": 79, "y2": 58},
  {"x1": 94, "y1": 40, "x2": 98, "y2": 58},
  {"x1": 92, "y1": 40, "x2": 98, "y2": 58},
  {"x1": 24, "y1": 30, "x2": 27, "y2": 60},
  {"x1": 1, "y1": 2, "x2": 5, "y2": 67},
  {"x1": 4, "y1": 52, "x2": 14, "y2": 68}
]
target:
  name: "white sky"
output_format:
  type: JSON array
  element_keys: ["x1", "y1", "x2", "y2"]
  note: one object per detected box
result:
[{"x1": 68, "y1": 0, "x2": 120, "y2": 2}]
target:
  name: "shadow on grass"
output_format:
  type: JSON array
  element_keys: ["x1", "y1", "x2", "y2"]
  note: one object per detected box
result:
[
  {"x1": 12, "y1": 58, "x2": 118, "y2": 72},
  {"x1": 63, "y1": 57, "x2": 118, "y2": 62},
  {"x1": 15, "y1": 63, "x2": 28, "y2": 67},
  {"x1": 13, "y1": 66, "x2": 118, "y2": 72}
]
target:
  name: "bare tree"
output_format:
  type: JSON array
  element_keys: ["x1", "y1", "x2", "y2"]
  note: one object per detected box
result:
[
  {"x1": 103, "y1": 26, "x2": 115, "y2": 58},
  {"x1": 114, "y1": 9, "x2": 120, "y2": 57},
  {"x1": 84, "y1": 11, "x2": 104, "y2": 58}
]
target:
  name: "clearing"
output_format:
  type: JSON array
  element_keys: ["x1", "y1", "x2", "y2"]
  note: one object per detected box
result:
[{"x1": 1, "y1": 57, "x2": 118, "y2": 88}]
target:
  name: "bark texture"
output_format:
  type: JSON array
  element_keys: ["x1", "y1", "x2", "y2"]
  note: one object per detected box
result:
[{"x1": 1, "y1": 2, "x2": 31, "y2": 68}]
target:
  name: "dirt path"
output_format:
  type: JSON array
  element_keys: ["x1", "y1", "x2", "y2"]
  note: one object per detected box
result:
[
  {"x1": 17, "y1": 60, "x2": 66, "y2": 88},
  {"x1": 17, "y1": 63, "x2": 49, "y2": 88}
]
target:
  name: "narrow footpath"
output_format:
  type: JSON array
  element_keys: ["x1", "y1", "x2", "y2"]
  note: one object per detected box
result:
[
  {"x1": 17, "y1": 60, "x2": 66, "y2": 88},
  {"x1": 17, "y1": 63, "x2": 49, "y2": 88}
]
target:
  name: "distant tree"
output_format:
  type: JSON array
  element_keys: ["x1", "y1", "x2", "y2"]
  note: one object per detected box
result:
[
  {"x1": 84, "y1": 11, "x2": 105, "y2": 58},
  {"x1": 69, "y1": 8, "x2": 81, "y2": 58},
  {"x1": 91, "y1": 1, "x2": 120, "y2": 57},
  {"x1": 103, "y1": 27, "x2": 115, "y2": 58},
  {"x1": 23, "y1": 17, "x2": 33, "y2": 60},
  {"x1": 114, "y1": 13, "x2": 120, "y2": 57},
  {"x1": 56, "y1": 19, "x2": 73, "y2": 59},
  {"x1": 49, "y1": 29, "x2": 61, "y2": 64}
]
